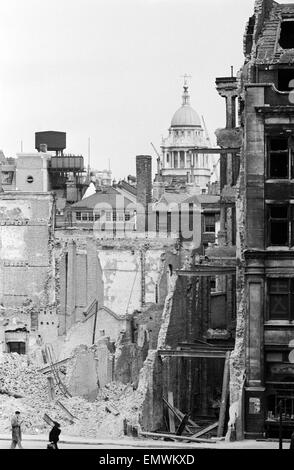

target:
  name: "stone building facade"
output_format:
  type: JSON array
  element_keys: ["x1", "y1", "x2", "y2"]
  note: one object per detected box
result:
[{"x1": 230, "y1": 0, "x2": 294, "y2": 439}]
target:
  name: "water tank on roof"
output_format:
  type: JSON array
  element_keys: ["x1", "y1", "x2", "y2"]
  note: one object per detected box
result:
[{"x1": 35, "y1": 131, "x2": 66, "y2": 152}]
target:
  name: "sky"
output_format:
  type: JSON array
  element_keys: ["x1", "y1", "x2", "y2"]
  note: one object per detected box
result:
[{"x1": 0, "y1": 0, "x2": 292, "y2": 180}]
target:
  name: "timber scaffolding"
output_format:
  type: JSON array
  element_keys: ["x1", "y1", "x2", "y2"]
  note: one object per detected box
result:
[{"x1": 152, "y1": 262, "x2": 237, "y2": 442}]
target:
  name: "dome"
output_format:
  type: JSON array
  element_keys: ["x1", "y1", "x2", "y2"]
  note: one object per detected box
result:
[{"x1": 171, "y1": 105, "x2": 201, "y2": 127}]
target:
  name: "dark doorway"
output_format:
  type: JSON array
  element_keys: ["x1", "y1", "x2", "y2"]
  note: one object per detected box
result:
[{"x1": 7, "y1": 342, "x2": 26, "y2": 354}]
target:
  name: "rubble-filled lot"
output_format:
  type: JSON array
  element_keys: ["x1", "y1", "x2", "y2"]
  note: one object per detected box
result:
[{"x1": 0, "y1": 353, "x2": 143, "y2": 438}]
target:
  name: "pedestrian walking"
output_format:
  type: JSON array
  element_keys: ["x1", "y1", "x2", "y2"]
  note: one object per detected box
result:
[
  {"x1": 10, "y1": 411, "x2": 23, "y2": 449},
  {"x1": 48, "y1": 422, "x2": 61, "y2": 449}
]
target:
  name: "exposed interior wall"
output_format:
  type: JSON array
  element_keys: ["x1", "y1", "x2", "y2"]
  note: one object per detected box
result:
[{"x1": 0, "y1": 192, "x2": 56, "y2": 349}]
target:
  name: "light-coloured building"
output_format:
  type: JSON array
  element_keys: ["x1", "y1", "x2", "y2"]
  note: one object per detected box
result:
[{"x1": 160, "y1": 81, "x2": 214, "y2": 192}]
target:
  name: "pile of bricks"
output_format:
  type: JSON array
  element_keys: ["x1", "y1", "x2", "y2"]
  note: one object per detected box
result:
[{"x1": 0, "y1": 353, "x2": 143, "y2": 438}]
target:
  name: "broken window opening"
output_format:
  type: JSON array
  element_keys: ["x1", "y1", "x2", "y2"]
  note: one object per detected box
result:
[
  {"x1": 204, "y1": 214, "x2": 216, "y2": 233},
  {"x1": 268, "y1": 278, "x2": 294, "y2": 321},
  {"x1": 278, "y1": 69, "x2": 294, "y2": 92},
  {"x1": 189, "y1": 203, "x2": 194, "y2": 232},
  {"x1": 267, "y1": 136, "x2": 294, "y2": 179},
  {"x1": 7, "y1": 342, "x2": 26, "y2": 354},
  {"x1": 167, "y1": 212, "x2": 171, "y2": 234},
  {"x1": 268, "y1": 205, "x2": 289, "y2": 246},
  {"x1": 279, "y1": 21, "x2": 294, "y2": 49}
]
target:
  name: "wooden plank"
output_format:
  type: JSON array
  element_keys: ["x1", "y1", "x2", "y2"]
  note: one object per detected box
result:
[
  {"x1": 56, "y1": 400, "x2": 77, "y2": 421},
  {"x1": 39, "y1": 356, "x2": 72, "y2": 374},
  {"x1": 217, "y1": 351, "x2": 231, "y2": 438},
  {"x1": 139, "y1": 431, "x2": 216, "y2": 444},
  {"x1": 43, "y1": 413, "x2": 55, "y2": 427},
  {"x1": 105, "y1": 402, "x2": 120, "y2": 416},
  {"x1": 176, "y1": 414, "x2": 189, "y2": 436},
  {"x1": 162, "y1": 397, "x2": 200, "y2": 429},
  {"x1": 159, "y1": 349, "x2": 229, "y2": 358},
  {"x1": 192, "y1": 422, "x2": 218, "y2": 438},
  {"x1": 167, "y1": 391, "x2": 176, "y2": 433}
]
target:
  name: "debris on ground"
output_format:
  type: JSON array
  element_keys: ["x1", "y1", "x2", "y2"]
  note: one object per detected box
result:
[{"x1": 0, "y1": 353, "x2": 143, "y2": 438}]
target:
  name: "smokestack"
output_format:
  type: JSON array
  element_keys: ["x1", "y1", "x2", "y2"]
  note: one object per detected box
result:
[{"x1": 136, "y1": 155, "x2": 152, "y2": 232}]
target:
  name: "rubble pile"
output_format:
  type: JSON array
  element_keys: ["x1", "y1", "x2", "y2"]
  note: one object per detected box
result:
[{"x1": 0, "y1": 354, "x2": 144, "y2": 439}]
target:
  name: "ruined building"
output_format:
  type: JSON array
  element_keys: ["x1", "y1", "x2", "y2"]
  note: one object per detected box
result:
[{"x1": 233, "y1": 0, "x2": 294, "y2": 439}]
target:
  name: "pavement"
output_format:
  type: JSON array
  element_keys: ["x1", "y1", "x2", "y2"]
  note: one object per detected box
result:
[{"x1": 0, "y1": 433, "x2": 290, "y2": 449}]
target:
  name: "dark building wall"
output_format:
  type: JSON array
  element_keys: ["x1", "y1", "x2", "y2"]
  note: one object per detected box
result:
[{"x1": 235, "y1": 0, "x2": 294, "y2": 439}]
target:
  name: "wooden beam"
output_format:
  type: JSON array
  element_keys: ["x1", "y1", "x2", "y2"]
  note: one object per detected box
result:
[
  {"x1": 38, "y1": 356, "x2": 72, "y2": 374},
  {"x1": 163, "y1": 397, "x2": 200, "y2": 429},
  {"x1": 159, "y1": 349, "x2": 230, "y2": 359},
  {"x1": 43, "y1": 413, "x2": 55, "y2": 427},
  {"x1": 177, "y1": 266, "x2": 236, "y2": 277},
  {"x1": 105, "y1": 402, "x2": 120, "y2": 416},
  {"x1": 176, "y1": 414, "x2": 190, "y2": 436},
  {"x1": 56, "y1": 400, "x2": 77, "y2": 421},
  {"x1": 192, "y1": 422, "x2": 218, "y2": 438},
  {"x1": 139, "y1": 431, "x2": 216, "y2": 444},
  {"x1": 167, "y1": 392, "x2": 176, "y2": 433},
  {"x1": 217, "y1": 351, "x2": 231, "y2": 438}
]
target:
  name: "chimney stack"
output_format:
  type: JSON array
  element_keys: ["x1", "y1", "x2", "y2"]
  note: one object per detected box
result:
[
  {"x1": 136, "y1": 155, "x2": 152, "y2": 232},
  {"x1": 39, "y1": 143, "x2": 48, "y2": 153}
]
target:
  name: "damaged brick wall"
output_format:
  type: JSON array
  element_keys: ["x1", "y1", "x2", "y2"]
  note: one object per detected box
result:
[{"x1": 0, "y1": 192, "x2": 56, "y2": 349}]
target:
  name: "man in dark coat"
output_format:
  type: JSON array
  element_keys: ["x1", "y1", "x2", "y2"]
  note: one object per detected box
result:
[
  {"x1": 10, "y1": 411, "x2": 23, "y2": 449},
  {"x1": 49, "y1": 422, "x2": 61, "y2": 449}
]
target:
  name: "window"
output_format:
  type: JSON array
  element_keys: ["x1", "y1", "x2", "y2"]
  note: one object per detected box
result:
[
  {"x1": 156, "y1": 211, "x2": 160, "y2": 233},
  {"x1": 180, "y1": 151, "x2": 185, "y2": 168},
  {"x1": 94, "y1": 212, "x2": 101, "y2": 221},
  {"x1": 112, "y1": 211, "x2": 117, "y2": 221},
  {"x1": 268, "y1": 205, "x2": 289, "y2": 246},
  {"x1": 278, "y1": 69, "x2": 294, "y2": 92},
  {"x1": 189, "y1": 203, "x2": 194, "y2": 232},
  {"x1": 268, "y1": 278, "x2": 294, "y2": 321},
  {"x1": 186, "y1": 153, "x2": 191, "y2": 167},
  {"x1": 7, "y1": 342, "x2": 26, "y2": 354},
  {"x1": 76, "y1": 212, "x2": 81, "y2": 221},
  {"x1": 88, "y1": 214, "x2": 94, "y2": 221},
  {"x1": 204, "y1": 214, "x2": 215, "y2": 233},
  {"x1": 279, "y1": 21, "x2": 294, "y2": 49},
  {"x1": 268, "y1": 136, "x2": 292, "y2": 178},
  {"x1": 210, "y1": 277, "x2": 216, "y2": 292},
  {"x1": 118, "y1": 212, "x2": 124, "y2": 222},
  {"x1": 82, "y1": 213, "x2": 88, "y2": 221},
  {"x1": 174, "y1": 152, "x2": 179, "y2": 168},
  {"x1": 167, "y1": 212, "x2": 171, "y2": 234},
  {"x1": 106, "y1": 211, "x2": 112, "y2": 222},
  {"x1": 125, "y1": 211, "x2": 131, "y2": 221}
]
